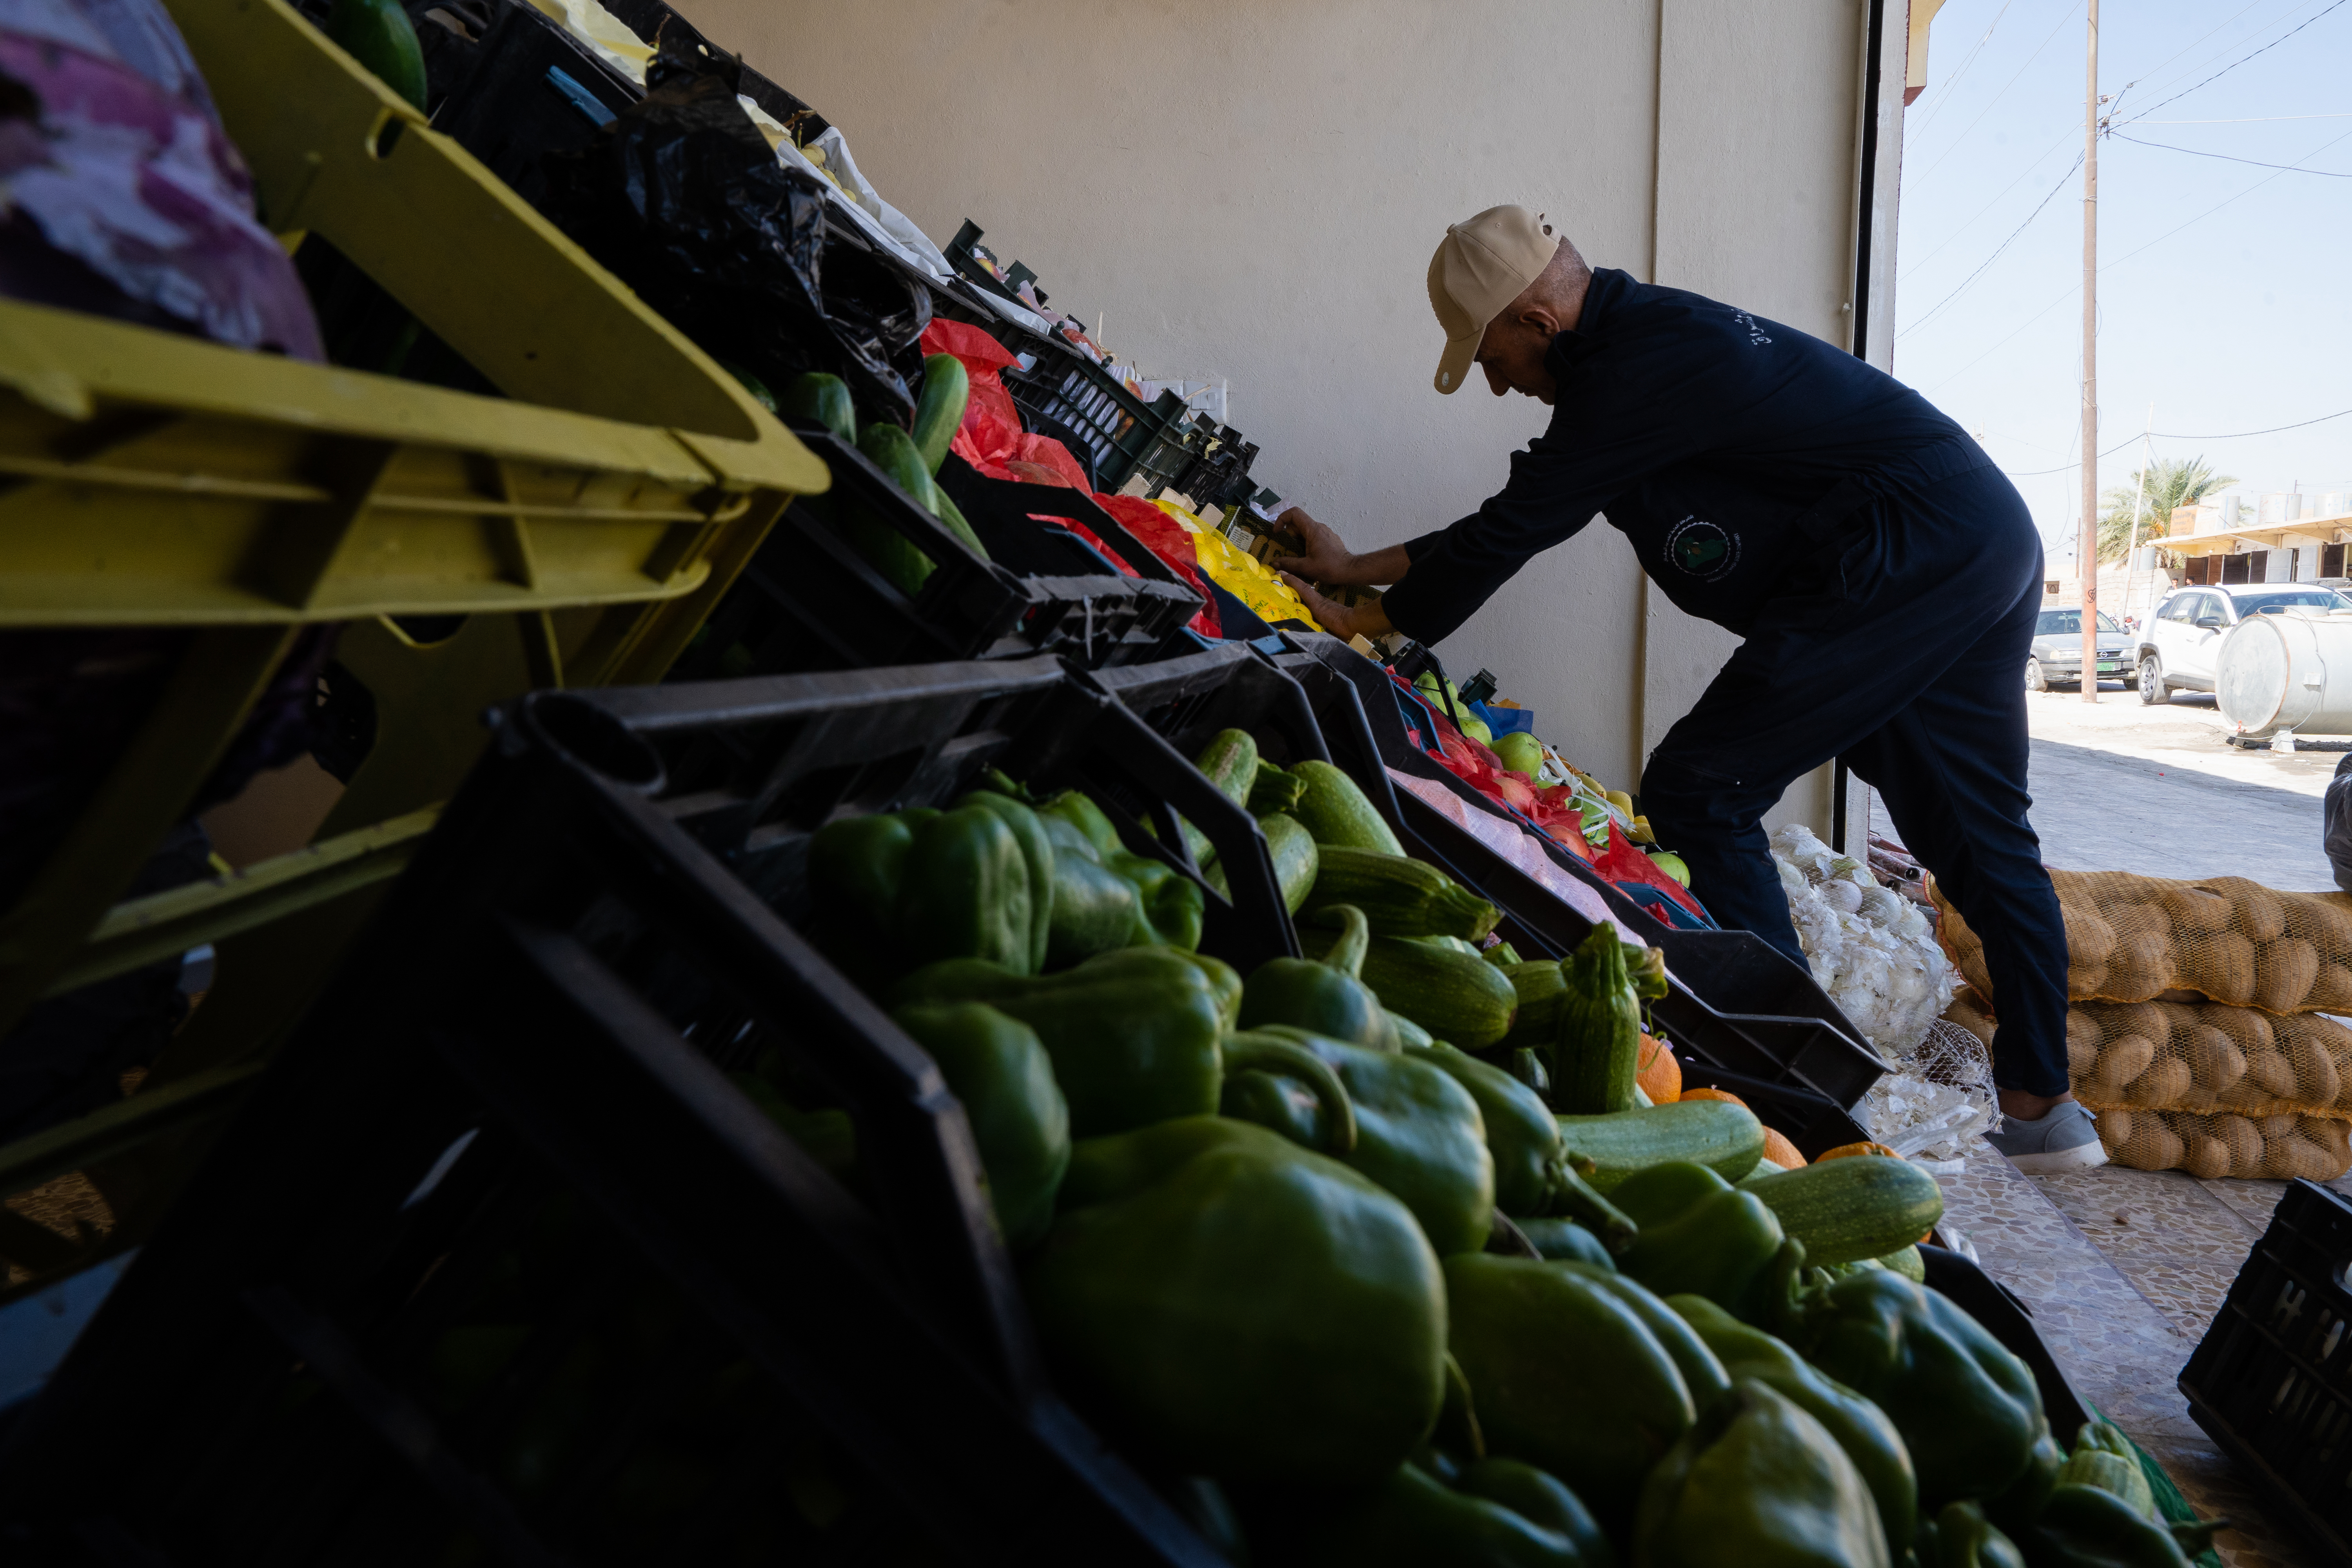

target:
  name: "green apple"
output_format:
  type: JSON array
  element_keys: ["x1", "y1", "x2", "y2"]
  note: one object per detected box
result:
[
  {"x1": 1648, "y1": 849, "x2": 1690, "y2": 887},
  {"x1": 1460, "y1": 715, "x2": 1494, "y2": 746},
  {"x1": 1492, "y1": 731, "x2": 1545, "y2": 778}
]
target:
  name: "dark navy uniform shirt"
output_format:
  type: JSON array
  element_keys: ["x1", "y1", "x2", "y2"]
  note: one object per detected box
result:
[{"x1": 1380, "y1": 268, "x2": 1994, "y2": 642}]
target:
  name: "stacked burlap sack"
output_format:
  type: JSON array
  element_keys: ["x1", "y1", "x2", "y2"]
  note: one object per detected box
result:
[{"x1": 1935, "y1": 870, "x2": 2352, "y2": 1180}]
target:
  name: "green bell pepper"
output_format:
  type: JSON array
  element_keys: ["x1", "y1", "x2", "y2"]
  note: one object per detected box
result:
[
  {"x1": 1633, "y1": 1377, "x2": 1890, "y2": 1568},
  {"x1": 1224, "y1": 1025, "x2": 1497, "y2": 1256},
  {"x1": 1918, "y1": 1501, "x2": 2027, "y2": 1568},
  {"x1": 1400, "y1": 1044, "x2": 1635, "y2": 1251},
  {"x1": 891, "y1": 1002, "x2": 1069, "y2": 1250},
  {"x1": 1668, "y1": 1294, "x2": 1918, "y2": 1560},
  {"x1": 954, "y1": 789, "x2": 1055, "y2": 974},
  {"x1": 1024, "y1": 1116, "x2": 1448, "y2": 1485},
  {"x1": 1034, "y1": 811, "x2": 1140, "y2": 968},
  {"x1": 1443, "y1": 1253, "x2": 1698, "y2": 1530},
  {"x1": 1240, "y1": 904, "x2": 1394, "y2": 1049},
  {"x1": 2010, "y1": 1483, "x2": 2200, "y2": 1568},
  {"x1": 1253, "y1": 1459, "x2": 1616, "y2": 1567},
  {"x1": 891, "y1": 948, "x2": 1227, "y2": 1137},
  {"x1": 1173, "y1": 948, "x2": 1245, "y2": 1030},
  {"x1": 1610, "y1": 1162, "x2": 1786, "y2": 1311},
  {"x1": 1517, "y1": 1217, "x2": 1618, "y2": 1270},
  {"x1": 1795, "y1": 1269, "x2": 2049, "y2": 1512},
  {"x1": 808, "y1": 804, "x2": 1034, "y2": 977},
  {"x1": 1040, "y1": 789, "x2": 1205, "y2": 950},
  {"x1": 1559, "y1": 1266, "x2": 1732, "y2": 1414}
]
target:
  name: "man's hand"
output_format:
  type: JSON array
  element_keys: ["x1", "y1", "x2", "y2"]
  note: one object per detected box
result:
[
  {"x1": 1267, "y1": 506, "x2": 1359, "y2": 583},
  {"x1": 1281, "y1": 573, "x2": 1395, "y2": 644}
]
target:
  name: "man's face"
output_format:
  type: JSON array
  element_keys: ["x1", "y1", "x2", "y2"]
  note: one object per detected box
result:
[{"x1": 1473, "y1": 310, "x2": 1560, "y2": 404}]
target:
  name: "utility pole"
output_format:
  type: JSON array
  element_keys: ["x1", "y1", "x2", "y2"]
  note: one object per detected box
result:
[{"x1": 2080, "y1": 0, "x2": 2101, "y2": 702}]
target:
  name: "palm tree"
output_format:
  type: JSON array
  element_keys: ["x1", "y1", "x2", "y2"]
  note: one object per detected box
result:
[{"x1": 2098, "y1": 456, "x2": 2236, "y2": 562}]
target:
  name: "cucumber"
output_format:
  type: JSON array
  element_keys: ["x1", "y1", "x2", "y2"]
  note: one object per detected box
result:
[
  {"x1": 1262, "y1": 813, "x2": 1320, "y2": 915},
  {"x1": 911, "y1": 353, "x2": 970, "y2": 474},
  {"x1": 860, "y1": 422, "x2": 990, "y2": 565},
  {"x1": 719, "y1": 362, "x2": 778, "y2": 413},
  {"x1": 1554, "y1": 1101, "x2": 1766, "y2": 1193},
  {"x1": 326, "y1": 0, "x2": 426, "y2": 109},
  {"x1": 1299, "y1": 845, "x2": 1499, "y2": 942},
  {"x1": 784, "y1": 372, "x2": 856, "y2": 444},
  {"x1": 1300, "y1": 926, "x2": 1517, "y2": 1049},
  {"x1": 1737, "y1": 1156, "x2": 1944, "y2": 1267},
  {"x1": 1288, "y1": 760, "x2": 1405, "y2": 855},
  {"x1": 1195, "y1": 730, "x2": 1260, "y2": 809}
]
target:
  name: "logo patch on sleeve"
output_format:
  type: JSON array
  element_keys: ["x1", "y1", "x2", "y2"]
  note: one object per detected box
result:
[{"x1": 1665, "y1": 517, "x2": 1740, "y2": 582}]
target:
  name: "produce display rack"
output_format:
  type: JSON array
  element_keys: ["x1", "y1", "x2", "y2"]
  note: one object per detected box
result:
[
  {"x1": 2180, "y1": 1178, "x2": 2352, "y2": 1566},
  {"x1": 667, "y1": 435, "x2": 1203, "y2": 684},
  {"x1": 1275, "y1": 640, "x2": 1878, "y2": 1098},
  {"x1": 0, "y1": 657, "x2": 1304, "y2": 1563},
  {"x1": 1089, "y1": 641, "x2": 1882, "y2": 1154},
  {"x1": 998, "y1": 339, "x2": 1196, "y2": 495},
  {"x1": 0, "y1": 0, "x2": 827, "y2": 1301}
]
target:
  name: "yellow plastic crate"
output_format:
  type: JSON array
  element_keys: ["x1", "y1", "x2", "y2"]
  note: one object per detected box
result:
[{"x1": 0, "y1": 0, "x2": 849, "y2": 1296}]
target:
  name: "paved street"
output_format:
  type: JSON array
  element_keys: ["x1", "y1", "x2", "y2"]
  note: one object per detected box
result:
[{"x1": 1871, "y1": 684, "x2": 2343, "y2": 891}]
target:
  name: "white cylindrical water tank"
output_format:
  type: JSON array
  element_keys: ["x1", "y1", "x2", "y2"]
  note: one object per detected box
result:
[{"x1": 2216, "y1": 611, "x2": 2352, "y2": 737}]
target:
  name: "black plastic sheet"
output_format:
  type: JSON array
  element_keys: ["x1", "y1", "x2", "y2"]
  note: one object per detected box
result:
[{"x1": 541, "y1": 26, "x2": 927, "y2": 417}]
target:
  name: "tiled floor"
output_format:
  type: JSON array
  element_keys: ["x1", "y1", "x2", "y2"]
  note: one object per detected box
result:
[{"x1": 1939, "y1": 1152, "x2": 2334, "y2": 1568}]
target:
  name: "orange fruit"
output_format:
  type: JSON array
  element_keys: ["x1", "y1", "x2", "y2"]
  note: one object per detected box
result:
[
  {"x1": 1636, "y1": 1034, "x2": 1682, "y2": 1105},
  {"x1": 1817, "y1": 1141, "x2": 1901, "y2": 1162},
  {"x1": 1759, "y1": 1127, "x2": 1806, "y2": 1169},
  {"x1": 1677, "y1": 1086, "x2": 1747, "y2": 1109}
]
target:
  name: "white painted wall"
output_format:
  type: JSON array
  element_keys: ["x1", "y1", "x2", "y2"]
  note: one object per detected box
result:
[{"x1": 700, "y1": 0, "x2": 1899, "y2": 834}]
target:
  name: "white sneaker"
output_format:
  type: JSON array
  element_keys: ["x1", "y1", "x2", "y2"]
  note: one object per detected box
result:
[{"x1": 1985, "y1": 1102, "x2": 2109, "y2": 1174}]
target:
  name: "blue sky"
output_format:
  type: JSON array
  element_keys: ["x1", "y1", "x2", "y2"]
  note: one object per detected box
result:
[{"x1": 1893, "y1": 0, "x2": 2352, "y2": 570}]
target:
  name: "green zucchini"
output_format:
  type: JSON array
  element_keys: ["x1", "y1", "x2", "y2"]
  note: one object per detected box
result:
[
  {"x1": 1409, "y1": 935, "x2": 1484, "y2": 959},
  {"x1": 1288, "y1": 760, "x2": 1405, "y2": 855},
  {"x1": 911, "y1": 353, "x2": 969, "y2": 474},
  {"x1": 860, "y1": 422, "x2": 990, "y2": 564},
  {"x1": 1554, "y1": 1100, "x2": 1766, "y2": 1193},
  {"x1": 782, "y1": 371, "x2": 855, "y2": 443},
  {"x1": 1386, "y1": 1011, "x2": 1434, "y2": 1050},
  {"x1": 326, "y1": 0, "x2": 426, "y2": 110},
  {"x1": 1499, "y1": 960, "x2": 1566, "y2": 1050},
  {"x1": 719, "y1": 362, "x2": 778, "y2": 413},
  {"x1": 1195, "y1": 730, "x2": 1260, "y2": 808},
  {"x1": 1484, "y1": 942, "x2": 1524, "y2": 967},
  {"x1": 928, "y1": 485, "x2": 991, "y2": 559},
  {"x1": 842, "y1": 425, "x2": 939, "y2": 597},
  {"x1": 1299, "y1": 846, "x2": 1499, "y2": 942},
  {"x1": 1300, "y1": 926, "x2": 1517, "y2": 1049},
  {"x1": 1877, "y1": 1245, "x2": 1926, "y2": 1283},
  {"x1": 1736, "y1": 1156, "x2": 1943, "y2": 1267},
  {"x1": 1249, "y1": 759, "x2": 1308, "y2": 816},
  {"x1": 1553, "y1": 925, "x2": 1641, "y2": 1115},
  {"x1": 1262, "y1": 813, "x2": 1319, "y2": 914}
]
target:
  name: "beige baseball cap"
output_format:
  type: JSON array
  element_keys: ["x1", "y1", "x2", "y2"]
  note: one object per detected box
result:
[{"x1": 1428, "y1": 206, "x2": 1559, "y2": 394}]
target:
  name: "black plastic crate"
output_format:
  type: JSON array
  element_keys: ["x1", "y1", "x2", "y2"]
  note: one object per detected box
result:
[
  {"x1": 0, "y1": 657, "x2": 1304, "y2": 1564},
  {"x1": 666, "y1": 434, "x2": 1201, "y2": 681},
  {"x1": 998, "y1": 343, "x2": 1191, "y2": 494},
  {"x1": 2180, "y1": 1179, "x2": 2352, "y2": 1565},
  {"x1": 1095, "y1": 638, "x2": 1884, "y2": 1152}
]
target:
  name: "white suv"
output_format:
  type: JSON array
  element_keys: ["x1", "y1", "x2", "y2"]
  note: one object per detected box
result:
[{"x1": 2140, "y1": 584, "x2": 2352, "y2": 704}]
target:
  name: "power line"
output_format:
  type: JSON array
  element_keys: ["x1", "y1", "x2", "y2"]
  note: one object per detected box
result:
[
  {"x1": 2114, "y1": 0, "x2": 2350, "y2": 125},
  {"x1": 2138, "y1": 112, "x2": 2352, "y2": 123},
  {"x1": 1906, "y1": 0, "x2": 2085, "y2": 189},
  {"x1": 1906, "y1": 0, "x2": 2016, "y2": 138},
  {"x1": 2113, "y1": 131, "x2": 2352, "y2": 176},
  {"x1": 1896, "y1": 155, "x2": 2083, "y2": 336},
  {"x1": 1999, "y1": 408, "x2": 2352, "y2": 477},
  {"x1": 1916, "y1": 124, "x2": 2352, "y2": 391},
  {"x1": 1899, "y1": 122, "x2": 2082, "y2": 276}
]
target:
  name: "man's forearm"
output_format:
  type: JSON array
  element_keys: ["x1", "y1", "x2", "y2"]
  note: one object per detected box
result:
[{"x1": 1332, "y1": 542, "x2": 1414, "y2": 587}]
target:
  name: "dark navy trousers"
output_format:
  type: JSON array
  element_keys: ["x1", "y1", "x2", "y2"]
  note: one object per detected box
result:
[{"x1": 1637, "y1": 463, "x2": 2071, "y2": 1096}]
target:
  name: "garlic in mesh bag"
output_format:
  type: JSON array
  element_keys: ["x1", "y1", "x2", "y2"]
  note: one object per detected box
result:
[
  {"x1": 1935, "y1": 869, "x2": 2352, "y2": 1013},
  {"x1": 1771, "y1": 825, "x2": 1954, "y2": 1056}
]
